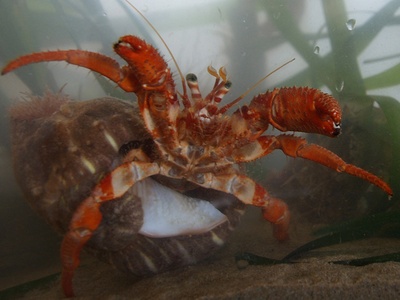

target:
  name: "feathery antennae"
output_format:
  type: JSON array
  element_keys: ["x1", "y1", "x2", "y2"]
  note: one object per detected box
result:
[
  {"x1": 125, "y1": 0, "x2": 187, "y2": 97},
  {"x1": 219, "y1": 58, "x2": 295, "y2": 114}
]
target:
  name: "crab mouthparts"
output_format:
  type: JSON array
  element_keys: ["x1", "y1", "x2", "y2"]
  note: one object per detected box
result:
[{"x1": 133, "y1": 178, "x2": 228, "y2": 237}]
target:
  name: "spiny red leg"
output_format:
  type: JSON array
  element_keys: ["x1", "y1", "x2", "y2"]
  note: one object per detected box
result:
[
  {"x1": 193, "y1": 173, "x2": 290, "y2": 241},
  {"x1": 1, "y1": 50, "x2": 141, "y2": 92},
  {"x1": 61, "y1": 161, "x2": 160, "y2": 297},
  {"x1": 250, "y1": 134, "x2": 392, "y2": 196}
]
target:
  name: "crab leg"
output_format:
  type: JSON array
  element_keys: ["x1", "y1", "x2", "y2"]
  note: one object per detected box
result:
[
  {"x1": 194, "y1": 172, "x2": 290, "y2": 241},
  {"x1": 61, "y1": 161, "x2": 160, "y2": 297},
  {"x1": 1, "y1": 50, "x2": 142, "y2": 92},
  {"x1": 233, "y1": 135, "x2": 393, "y2": 196}
]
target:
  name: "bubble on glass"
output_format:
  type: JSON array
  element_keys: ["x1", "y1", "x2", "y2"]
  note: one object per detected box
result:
[
  {"x1": 335, "y1": 80, "x2": 344, "y2": 92},
  {"x1": 103, "y1": 12, "x2": 107, "y2": 17},
  {"x1": 346, "y1": 19, "x2": 356, "y2": 31},
  {"x1": 313, "y1": 46, "x2": 320, "y2": 55}
]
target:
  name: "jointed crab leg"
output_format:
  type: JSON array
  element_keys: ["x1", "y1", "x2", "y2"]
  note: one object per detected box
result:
[
  {"x1": 232, "y1": 135, "x2": 393, "y2": 196},
  {"x1": 275, "y1": 135, "x2": 393, "y2": 195},
  {"x1": 196, "y1": 172, "x2": 290, "y2": 241},
  {"x1": 1, "y1": 50, "x2": 142, "y2": 93},
  {"x1": 61, "y1": 161, "x2": 160, "y2": 297}
]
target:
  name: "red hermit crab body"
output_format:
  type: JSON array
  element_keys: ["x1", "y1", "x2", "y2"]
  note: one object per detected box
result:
[{"x1": 2, "y1": 25, "x2": 392, "y2": 300}]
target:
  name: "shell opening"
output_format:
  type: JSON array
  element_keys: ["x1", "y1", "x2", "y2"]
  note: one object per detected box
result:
[{"x1": 135, "y1": 178, "x2": 228, "y2": 237}]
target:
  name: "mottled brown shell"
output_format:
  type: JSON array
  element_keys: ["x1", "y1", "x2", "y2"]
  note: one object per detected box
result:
[{"x1": 10, "y1": 92, "x2": 244, "y2": 275}]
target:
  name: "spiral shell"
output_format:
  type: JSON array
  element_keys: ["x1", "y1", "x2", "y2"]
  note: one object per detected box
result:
[{"x1": 10, "y1": 92, "x2": 244, "y2": 276}]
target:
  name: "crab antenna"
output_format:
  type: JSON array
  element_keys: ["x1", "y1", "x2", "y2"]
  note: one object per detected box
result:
[
  {"x1": 218, "y1": 58, "x2": 295, "y2": 114},
  {"x1": 125, "y1": 0, "x2": 187, "y2": 97}
]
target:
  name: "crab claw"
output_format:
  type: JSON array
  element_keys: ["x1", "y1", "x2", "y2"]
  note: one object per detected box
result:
[{"x1": 249, "y1": 87, "x2": 342, "y2": 137}]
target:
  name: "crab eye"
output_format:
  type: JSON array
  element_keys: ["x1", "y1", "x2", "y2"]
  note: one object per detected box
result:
[{"x1": 186, "y1": 73, "x2": 197, "y2": 83}]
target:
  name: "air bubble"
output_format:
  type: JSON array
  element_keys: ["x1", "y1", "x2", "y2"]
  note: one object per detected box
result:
[
  {"x1": 346, "y1": 19, "x2": 356, "y2": 31},
  {"x1": 313, "y1": 46, "x2": 320, "y2": 55},
  {"x1": 335, "y1": 80, "x2": 344, "y2": 92}
]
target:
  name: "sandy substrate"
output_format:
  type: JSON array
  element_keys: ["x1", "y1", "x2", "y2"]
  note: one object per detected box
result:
[{"x1": 9, "y1": 207, "x2": 400, "y2": 300}]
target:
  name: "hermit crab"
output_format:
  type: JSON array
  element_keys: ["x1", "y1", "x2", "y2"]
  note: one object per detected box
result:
[
  {"x1": 9, "y1": 92, "x2": 244, "y2": 284},
  {"x1": 2, "y1": 6, "x2": 392, "y2": 298}
]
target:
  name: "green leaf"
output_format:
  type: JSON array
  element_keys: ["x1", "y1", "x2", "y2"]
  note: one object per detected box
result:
[
  {"x1": 333, "y1": 252, "x2": 400, "y2": 266},
  {"x1": 284, "y1": 211, "x2": 400, "y2": 261},
  {"x1": 364, "y1": 63, "x2": 400, "y2": 89}
]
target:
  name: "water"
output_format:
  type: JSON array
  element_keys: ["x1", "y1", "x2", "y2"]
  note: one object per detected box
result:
[{"x1": 0, "y1": 0, "x2": 399, "y2": 297}]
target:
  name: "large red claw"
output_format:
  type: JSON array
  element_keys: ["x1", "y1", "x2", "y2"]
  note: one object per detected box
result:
[{"x1": 249, "y1": 87, "x2": 342, "y2": 137}]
